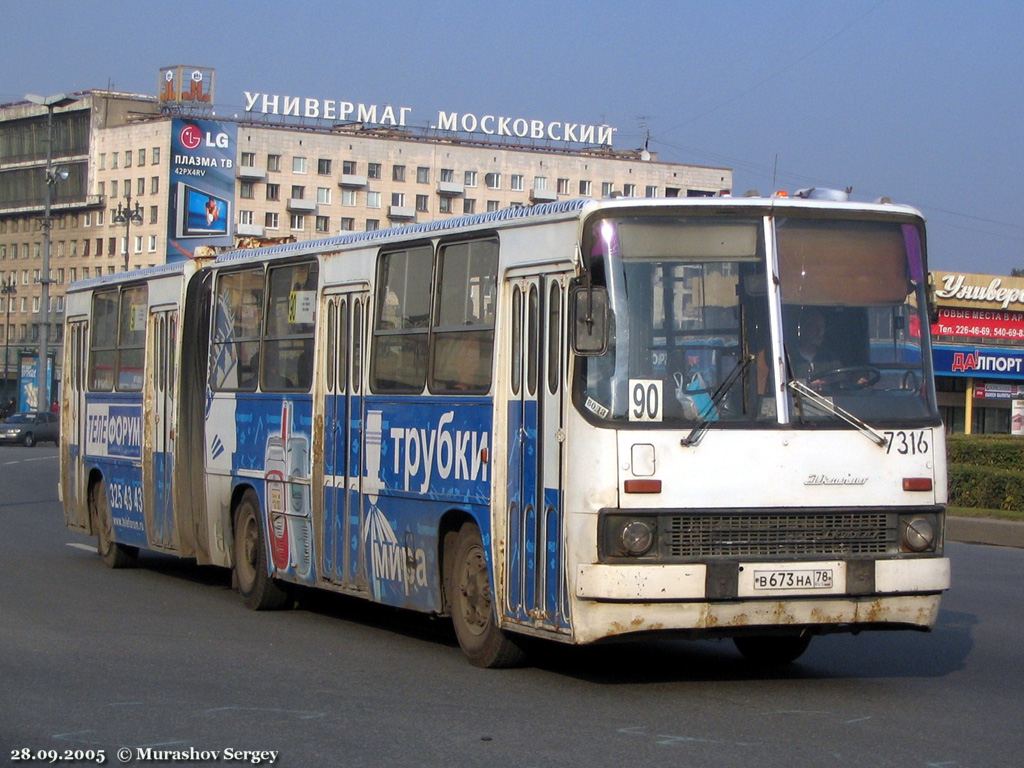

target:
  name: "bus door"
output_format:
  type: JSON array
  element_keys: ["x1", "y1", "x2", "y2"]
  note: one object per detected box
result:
[
  {"x1": 145, "y1": 307, "x2": 178, "y2": 550},
  {"x1": 62, "y1": 318, "x2": 90, "y2": 531},
  {"x1": 321, "y1": 289, "x2": 369, "y2": 591},
  {"x1": 504, "y1": 273, "x2": 570, "y2": 632}
]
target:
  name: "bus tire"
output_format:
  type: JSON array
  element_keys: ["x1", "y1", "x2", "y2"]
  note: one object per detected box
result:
[
  {"x1": 448, "y1": 523, "x2": 525, "y2": 668},
  {"x1": 734, "y1": 634, "x2": 812, "y2": 666},
  {"x1": 91, "y1": 478, "x2": 138, "y2": 569},
  {"x1": 234, "y1": 489, "x2": 290, "y2": 611}
]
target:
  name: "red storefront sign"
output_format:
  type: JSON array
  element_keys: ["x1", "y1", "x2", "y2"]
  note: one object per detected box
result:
[{"x1": 931, "y1": 307, "x2": 1024, "y2": 342}]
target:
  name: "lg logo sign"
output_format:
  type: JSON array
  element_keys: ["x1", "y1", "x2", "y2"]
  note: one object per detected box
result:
[{"x1": 179, "y1": 124, "x2": 229, "y2": 150}]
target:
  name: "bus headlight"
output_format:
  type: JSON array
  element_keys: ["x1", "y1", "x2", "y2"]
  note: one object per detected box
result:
[
  {"x1": 900, "y1": 514, "x2": 937, "y2": 553},
  {"x1": 620, "y1": 520, "x2": 656, "y2": 556}
]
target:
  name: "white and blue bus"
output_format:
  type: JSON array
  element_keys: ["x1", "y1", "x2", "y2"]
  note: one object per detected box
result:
[{"x1": 60, "y1": 194, "x2": 950, "y2": 667}]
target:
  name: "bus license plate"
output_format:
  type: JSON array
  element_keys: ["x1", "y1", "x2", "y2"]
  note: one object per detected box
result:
[{"x1": 737, "y1": 561, "x2": 845, "y2": 597}]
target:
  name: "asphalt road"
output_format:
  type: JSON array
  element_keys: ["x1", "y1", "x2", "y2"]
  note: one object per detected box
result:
[{"x1": 2, "y1": 444, "x2": 1022, "y2": 768}]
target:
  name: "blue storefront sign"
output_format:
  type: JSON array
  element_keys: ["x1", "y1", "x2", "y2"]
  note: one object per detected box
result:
[{"x1": 933, "y1": 345, "x2": 1024, "y2": 380}]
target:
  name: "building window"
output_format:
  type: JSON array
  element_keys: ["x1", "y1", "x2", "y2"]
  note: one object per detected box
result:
[
  {"x1": 239, "y1": 210, "x2": 254, "y2": 225},
  {"x1": 289, "y1": 213, "x2": 305, "y2": 230},
  {"x1": 465, "y1": 170, "x2": 478, "y2": 187},
  {"x1": 341, "y1": 188, "x2": 356, "y2": 207},
  {"x1": 440, "y1": 168, "x2": 455, "y2": 183},
  {"x1": 265, "y1": 212, "x2": 279, "y2": 229},
  {"x1": 579, "y1": 180, "x2": 592, "y2": 196},
  {"x1": 623, "y1": 183, "x2": 636, "y2": 197},
  {"x1": 99, "y1": 153, "x2": 105, "y2": 170},
  {"x1": 485, "y1": 172, "x2": 501, "y2": 189},
  {"x1": 97, "y1": 210, "x2": 104, "y2": 226},
  {"x1": 340, "y1": 217, "x2": 355, "y2": 231},
  {"x1": 368, "y1": 162, "x2": 382, "y2": 180},
  {"x1": 601, "y1": 182, "x2": 614, "y2": 197},
  {"x1": 439, "y1": 197, "x2": 453, "y2": 214},
  {"x1": 557, "y1": 178, "x2": 570, "y2": 195},
  {"x1": 463, "y1": 198, "x2": 476, "y2": 214},
  {"x1": 240, "y1": 181, "x2": 255, "y2": 199},
  {"x1": 124, "y1": 151, "x2": 132, "y2": 168},
  {"x1": 152, "y1": 147, "x2": 160, "y2": 165},
  {"x1": 417, "y1": 167, "x2": 430, "y2": 184},
  {"x1": 267, "y1": 154, "x2": 281, "y2": 172},
  {"x1": 317, "y1": 158, "x2": 332, "y2": 175},
  {"x1": 391, "y1": 192, "x2": 405, "y2": 207},
  {"x1": 317, "y1": 186, "x2": 331, "y2": 204},
  {"x1": 149, "y1": 206, "x2": 158, "y2": 224},
  {"x1": 366, "y1": 219, "x2": 379, "y2": 231},
  {"x1": 367, "y1": 191, "x2": 381, "y2": 209},
  {"x1": 150, "y1": 176, "x2": 159, "y2": 195},
  {"x1": 290, "y1": 185, "x2": 305, "y2": 200},
  {"x1": 511, "y1": 174, "x2": 524, "y2": 192},
  {"x1": 416, "y1": 194, "x2": 429, "y2": 213},
  {"x1": 343, "y1": 160, "x2": 357, "y2": 175},
  {"x1": 111, "y1": 180, "x2": 118, "y2": 198},
  {"x1": 534, "y1": 176, "x2": 548, "y2": 192},
  {"x1": 241, "y1": 152, "x2": 256, "y2": 167},
  {"x1": 293, "y1": 156, "x2": 307, "y2": 174},
  {"x1": 111, "y1": 152, "x2": 118, "y2": 169},
  {"x1": 148, "y1": 235, "x2": 157, "y2": 253},
  {"x1": 645, "y1": 185, "x2": 658, "y2": 197},
  {"x1": 134, "y1": 235, "x2": 143, "y2": 254},
  {"x1": 266, "y1": 183, "x2": 280, "y2": 201},
  {"x1": 136, "y1": 178, "x2": 144, "y2": 196},
  {"x1": 392, "y1": 165, "x2": 406, "y2": 182},
  {"x1": 315, "y1": 215, "x2": 329, "y2": 233}
]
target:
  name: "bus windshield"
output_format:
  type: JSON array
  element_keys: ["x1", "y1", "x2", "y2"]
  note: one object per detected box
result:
[
  {"x1": 574, "y1": 213, "x2": 938, "y2": 427},
  {"x1": 575, "y1": 215, "x2": 776, "y2": 426},
  {"x1": 777, "y1": 217, "x2": 937, "y2": 424}
]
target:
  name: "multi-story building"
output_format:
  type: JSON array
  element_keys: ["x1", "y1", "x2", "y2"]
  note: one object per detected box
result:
[{"x1": 0, "y1": 79, "x2": 732, "y2": 399}]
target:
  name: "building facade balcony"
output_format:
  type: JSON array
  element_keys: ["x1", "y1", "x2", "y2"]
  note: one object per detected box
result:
[
  {"x1": 237, "y1": 165, "x2": 266, "y2": 181},
  {"x1": 287, "y1": 198, "x2": 317, "y2": 213},
  {"x1": 437, "y1": 181, "x2": 464, "y2": 196},
  {"x1": 529, "y1": 187, "x2": 558, "y2": 203},
  {"x1": 339, "y1": 174, "x2": 368, "y2": 187},
  {"x1": 236, "y1": 222, "x2": 265, "y2": 237},
  {"x1": 387, "y1": 205, "x2": 415, "y2": 220}
]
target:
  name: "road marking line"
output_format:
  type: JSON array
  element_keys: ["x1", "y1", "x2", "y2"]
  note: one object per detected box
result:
[{"x1": 66, "y1": 543, "x2": 96, "y2": 553}]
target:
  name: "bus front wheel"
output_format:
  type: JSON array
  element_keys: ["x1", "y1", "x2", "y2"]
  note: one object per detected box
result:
[
  {"x1": 233, "y1": 490, "x2": 290, "y2": 611},
  {"x1": 447, "y1": 523, "x2": 525, "y2": 668},
  {"x1": 91, "y1": 478, "x2": 138, "y2": 569},
  {"x1": 733, "y1": 634, "x2": 812, "y2": 666}
]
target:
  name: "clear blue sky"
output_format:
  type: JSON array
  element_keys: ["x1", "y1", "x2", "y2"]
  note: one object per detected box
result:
[{"x1": 3, "y1": 0, "x2": 1021, "y2": 275}]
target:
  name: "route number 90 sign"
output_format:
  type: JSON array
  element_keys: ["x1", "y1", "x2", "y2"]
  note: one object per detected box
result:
[{"x1": 629, "y1": 379, "x2": 663, "y2": 422}]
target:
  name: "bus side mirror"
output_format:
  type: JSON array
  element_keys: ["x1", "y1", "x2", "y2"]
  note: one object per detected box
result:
[{"x1": 571, "y1": 286, "x2": 608, "y2": 355}]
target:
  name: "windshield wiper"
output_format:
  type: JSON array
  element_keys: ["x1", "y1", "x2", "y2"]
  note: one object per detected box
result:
[
  {"x1": 681, "y1": 354, "x2": 755, "y2": 447},
  {"x1": 786, "y1": 379, "x2": 887, "y2": 447}
]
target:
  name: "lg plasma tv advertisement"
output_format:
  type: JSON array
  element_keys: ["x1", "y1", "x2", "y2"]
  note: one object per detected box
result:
[{"x1": 167, "y1": 118, "x2": 237, "y2": 262}]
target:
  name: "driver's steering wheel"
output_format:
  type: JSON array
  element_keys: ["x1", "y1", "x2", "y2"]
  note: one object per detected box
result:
[{"x1": 810, "y1": 366, "x2": 881, "y2": 392}]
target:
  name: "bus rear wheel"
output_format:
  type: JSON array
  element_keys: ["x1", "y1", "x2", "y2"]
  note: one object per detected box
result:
[
  {"x1": 447, "y1": 523, "x2": 525, "y2": 668},
  {"x1": 90, "y1": 478, "x2": 138, "y2": 569},
  {"x1": 234, "y1": 489, "x2": 290, "y2": 611},
  {"x1": 733, "y1": 634, "x2": 812, "y2": 666}
]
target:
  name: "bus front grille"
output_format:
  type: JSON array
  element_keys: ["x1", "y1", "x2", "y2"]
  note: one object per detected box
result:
[{"x1": 664, "y1": 511, "x2": 897, "y2": 559}]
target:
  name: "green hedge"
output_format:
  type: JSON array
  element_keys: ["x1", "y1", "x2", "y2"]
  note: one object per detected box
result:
[
  {"x1": 947, "y1": 434, "x2": 1024, "y2": 471},
  {"x1": 947, "y1": 462, "x2": 1024, "y2": 513}
]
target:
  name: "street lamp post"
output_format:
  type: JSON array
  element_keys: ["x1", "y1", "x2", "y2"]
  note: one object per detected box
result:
[
  {"x1": 25, "y1": 93, "x2": 76, "y2": 414},
  {"x1": 112, "y1": 190, "x2": 143, "y2": 272},
  {"x1": 2, "y1": 276, "x2": 15, "y2": 402}
]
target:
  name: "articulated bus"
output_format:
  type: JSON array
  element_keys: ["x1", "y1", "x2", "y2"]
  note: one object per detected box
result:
[{"x1": 60, "y1": 195, "x2": 950, "y2": 667}]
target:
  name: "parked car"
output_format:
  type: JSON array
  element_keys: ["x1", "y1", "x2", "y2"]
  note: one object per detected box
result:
[{"x1": 0, "y1": 411, "x2": 60, "y2": 447}]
